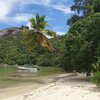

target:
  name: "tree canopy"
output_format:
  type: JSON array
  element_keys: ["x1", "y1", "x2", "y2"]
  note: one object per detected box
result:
[{"x1": 22, "y1": 14, "x2": 56, "y2": 52}]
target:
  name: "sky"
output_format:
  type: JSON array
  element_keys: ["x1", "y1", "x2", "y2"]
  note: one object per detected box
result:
[{"x1": 0, "y1": 0, "x2": 74, "y2": 35}]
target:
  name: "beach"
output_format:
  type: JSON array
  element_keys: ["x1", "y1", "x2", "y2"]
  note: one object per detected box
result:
[{"x1": 1, "y1": 74, "x2": 100, "y2": 100}]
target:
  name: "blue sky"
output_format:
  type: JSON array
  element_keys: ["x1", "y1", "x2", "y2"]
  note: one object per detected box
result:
[{"x1": 0, "y1": 0, "x2": 74, "y2": 35}]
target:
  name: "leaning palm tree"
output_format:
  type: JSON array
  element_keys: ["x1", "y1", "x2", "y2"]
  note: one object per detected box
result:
[{"x1": 22, "y1": 14, "x2": 56, "y2": 52}]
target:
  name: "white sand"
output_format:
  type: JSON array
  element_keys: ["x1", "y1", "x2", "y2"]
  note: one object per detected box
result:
[{"x1": 2, "y1": 74, "x2": 100, "y2": 100}]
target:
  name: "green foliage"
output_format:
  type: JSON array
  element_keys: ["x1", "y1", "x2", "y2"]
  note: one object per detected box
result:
[
  {"x1": 93, "y1": 0, "x2": 100, "y2": 13},
  {"x1": 23, "y1": 14, "x2": 56, "y2": 51},
  {"x1": 0, "y1": 32, "x2": 65, "y2": 67},
  {"x1": 92, "y1": 57, "x2": 100, "y2": 72},
  {"x1": 0, "y1": 15, "x2": 61, "y2": 67},
  {"x1": 91, "y1": 72, "x2": 100, "y2": 86},
  {"x1": 68, "y1": 0, "x2": 100, "y2": 26},
  {"x1": 29, "y1": 14, "x2": 48, "y2": 30},
  {"x1": 67, "y1": 15, "x2": 82, "y2": 26},
  {"x1": 71, "y1": 0, "x2": 97, "y2": 16},
  {"x1": 63, "y1": 13, "x2": 100, "y2": 74}
]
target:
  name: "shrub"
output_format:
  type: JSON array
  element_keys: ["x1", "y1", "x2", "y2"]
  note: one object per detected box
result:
[
  {"x1": 91, "y1": 72, "x2": 100, "y2": 86},
  {"x1": 92, "y1": 57, "x2": 100, "y2": 72}
]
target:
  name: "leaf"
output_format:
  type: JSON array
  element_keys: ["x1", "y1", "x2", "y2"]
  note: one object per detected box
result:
[
  {"x1": 40, "y1": 30, "x2": 57, "y2": 38},
  {"x1": 36, "y1": 33, "x2": 54, "y2": 51}
]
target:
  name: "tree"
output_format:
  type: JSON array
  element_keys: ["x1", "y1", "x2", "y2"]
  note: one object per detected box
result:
[
  {"x1": 67, "y1": 14, "x2": 82, "y2": 26},
  {"x1": 22, "y1": 14, "x2": 56, "y2": 52},
  {"x1": 67, "y1": 0, "x2": 100, "y2": 26},
  {"x1": 63, "y1": 13, "x2": 100, "y2": 75},
  {"x1": 93, "y1": 0, "x2": 100, "y2": 13},
  {"x1": 71, "y1": 0, "x2": 94, "y2": 16}
]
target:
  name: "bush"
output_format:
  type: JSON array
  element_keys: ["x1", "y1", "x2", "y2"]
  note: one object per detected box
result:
[
  {"x1": 92, "y1": 57, "x2": 100, "y2": 72},
  {"x1": 91, "y1": 72, "x2": 100, "y2": 86}
]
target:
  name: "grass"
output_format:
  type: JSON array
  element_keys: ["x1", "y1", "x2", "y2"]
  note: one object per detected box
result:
[{"x1": 0, "y1": 65, "x2": 64, "y2": 88}]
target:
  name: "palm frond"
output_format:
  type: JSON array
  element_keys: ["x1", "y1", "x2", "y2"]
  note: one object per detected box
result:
[
  {"x1": 40, "y1": 30, "x2": 57, "y2": 37},
  {"x1": 21, "y1": 29, "x2": 35, "y2": 45},
  {"x1": 28, "y1": 38, "x2": 38, "y2": 51},
  {"x1": 36, "y1": 33, "x2": 55, "y2": 51},
  {"x1": 29, "y1": 18, "x2": 37, "y2": 30},
  {"x1": 22, "y1": 14, "x2": 56, "y2": 52},
  {"x1": 40, "y1": 15, "x2": 45, "y2": 22},
  {"x1": 24, "y1": 32, "x2": 54, "y2": 51}
]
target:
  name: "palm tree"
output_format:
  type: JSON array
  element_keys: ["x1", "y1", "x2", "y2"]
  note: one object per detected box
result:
[{"x1": 22, "y1": 14, "x2": 56, "y2": 52}]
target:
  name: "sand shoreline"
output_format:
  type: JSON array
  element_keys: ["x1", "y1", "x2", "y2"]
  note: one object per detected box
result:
[{"x1": 1, "y1": 74, "x2": 100, "y2": 100}]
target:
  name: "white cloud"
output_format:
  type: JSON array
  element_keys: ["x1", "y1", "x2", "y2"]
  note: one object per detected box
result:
[
  {"x1": 26, "y1": 21, "x2": 30, "y2": 28},
  {"x1": 0, "y1": 0, "x2": 72, "y2": 23},
  {"x1": 22, "y1": 0, "x2": 71, "y2": 14},
  {"x1": 56, "y1": 31, "x2": 65, "y2": 35},
  {"x1": 0, "y1": 13, "x2": 34, "y2": 24},
  {"x1": 46, "y1": 31, "x2": 66, "y2": 38},
  {"x1": 18, "y1": 0, "x2": 71, "y2": 14},
  {"x1": 0, "y1": 0, "x2": 15, "y2": 18},
  {"x1": 20, "y1": 0, "x2": 51, "y2": 5},
  {"x1": 51, "y1": 4, "x2": 71, "y2": 14},
  {"x1": 13, "y1": 13, "x2": 34, "y2": 23}
]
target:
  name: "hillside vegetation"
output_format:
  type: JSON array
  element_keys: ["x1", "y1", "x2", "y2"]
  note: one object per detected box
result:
[{"x1": 0, "y1": 32, "x2": 65, "y2": 67}]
